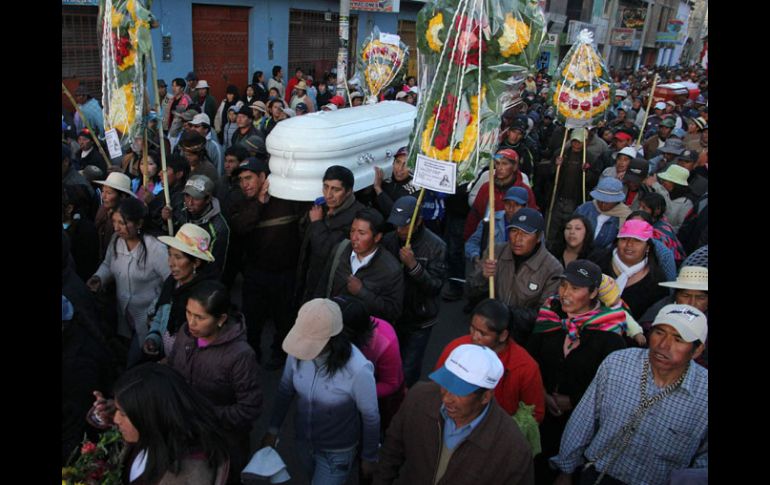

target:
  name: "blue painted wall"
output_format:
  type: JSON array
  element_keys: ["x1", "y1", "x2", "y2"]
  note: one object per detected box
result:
[{"x1": 139, "y1": 0, "x2": 420, "y2": 99}]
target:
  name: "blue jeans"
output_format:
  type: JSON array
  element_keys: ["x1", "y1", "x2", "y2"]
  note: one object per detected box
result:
[
  {"x1": 295, "y1": 441, "x2": 357, "y2": 485},
  {"x1": 400, "y1": 325, "x2": 434, "y2": 388}
]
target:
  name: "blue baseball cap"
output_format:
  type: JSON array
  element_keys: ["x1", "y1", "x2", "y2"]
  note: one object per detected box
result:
[
  {"x1": 505, "y1": 208, "x2": 544, "y2": 234},
  {"x1": 388, "y1": 196, "x2": 418, "y2": 227},
  {"x1": 503, "y1": 186, "x2": 528, "y2": 205}
]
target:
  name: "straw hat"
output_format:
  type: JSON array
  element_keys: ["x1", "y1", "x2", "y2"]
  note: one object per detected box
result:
[
  {"x1": 659, "y1": 266, "x2": 708, "y2": 291},
  {"x1": 158, "y1": 223, "x2": 215, "y2": 262},
  {"x1": 94, "y1": 172, "x2": 136, "y2": 197},
  {"x1": 295, "y1": 81, "x2": 308, "y2": 91}
]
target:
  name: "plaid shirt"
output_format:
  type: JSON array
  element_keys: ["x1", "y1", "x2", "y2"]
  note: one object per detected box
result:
[{"x1": 551, "y1": 348, "x2": 708, "y2": 484}]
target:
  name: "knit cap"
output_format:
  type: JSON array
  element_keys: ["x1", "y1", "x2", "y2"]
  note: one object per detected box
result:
[{"x1": 598, "y1": 274, "x2": 621, "y2": 307}]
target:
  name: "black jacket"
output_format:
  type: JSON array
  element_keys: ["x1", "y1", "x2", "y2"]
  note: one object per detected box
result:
[
  {"x1": 382, "y1": 226, "x2": 447, "y2": 332},
  {"x1": 297, "y1": 194, "x2": 366, "y2": 303},
  {"x1": 315, "y1": 242, "x2": 405, "y2": 324},
  {"x1": 75, "y1": 148, "x2": 107, "y2": 174},
  {"x1": 178, "y1": 198, "x2": 231, "y2": 277}
]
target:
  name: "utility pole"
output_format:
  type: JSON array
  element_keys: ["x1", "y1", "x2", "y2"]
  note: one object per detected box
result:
[
  {"x1": 336, "y1": 0, "x2": 351, "y2": 104},
  {"x1": 635, "y1": 0, "x2": 655, "y2": 70},
  {"x1": 603, "y1": 0, "x2": 620, "y2": 65}
]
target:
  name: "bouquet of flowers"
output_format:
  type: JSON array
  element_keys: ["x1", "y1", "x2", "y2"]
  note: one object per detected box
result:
[
  {"x1": 352, "y1": 26, "x2": 409, "y2": 103},
  {"x1": 62, "y1": 427, "x2": 125, "y2": 485},
  {"x1": 410, "y1": 0, "x2": 546, "y2": 183},
  {"x1": 98, "y1": 0, "x2": 155, "y2": 143},
  {"x1": 549, "y1": 29, "x2": 614, "y2": 126}
]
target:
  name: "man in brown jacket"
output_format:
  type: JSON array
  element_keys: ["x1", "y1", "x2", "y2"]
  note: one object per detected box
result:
[
  {"x1": 468, "y1": 208, "x2": 562, "y2": 346},
  {"x1": 374, "y1": 343, "x2": 534, "y2": 485}
]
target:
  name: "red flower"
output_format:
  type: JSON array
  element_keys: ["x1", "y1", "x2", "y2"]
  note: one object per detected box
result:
[
  {"x1": 559, "y1": 92, "x2": 570, "y2": 103},
  {"x1": 448, "y1": 15, "x2": 486, "y2": 66},
  {"x1": 81, "y1": 442, "x2": 97, "y2": 455},
  {"x1": 580, "y1": 101, "x2": 591, "y2": 111}
]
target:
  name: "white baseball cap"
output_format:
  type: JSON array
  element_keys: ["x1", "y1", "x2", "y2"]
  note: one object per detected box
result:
[
  {"x1": 429, "y1": 344, "x2": 503, "y2": 396},
  {"x1": 618, "y1": 147, "x2": 637, "y2": 159},
  {"x1": 191, "y1": 113, "x2": 210, "y2": 126},
  {"x1": 654, "y1": 101, "x2": 666, "y2": 110},
  {"x1": 652, "y1": 304, "x2": 708, "y2": 343}
]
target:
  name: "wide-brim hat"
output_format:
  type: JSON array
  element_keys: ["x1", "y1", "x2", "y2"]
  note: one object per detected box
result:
[
  {"x1": 295, "y1": 81, "x2": 308, "y2": 91},
  {"x1": 658, "y1": 138, "x2": 685, "y2": 155},
  {"x1": 657, "y1": 164, "x2": 690, "y2": 186},
  {"x1": 196, "y1": 80, "x2": 210, "y2": 89},
  {"x1": 94, "y1": 172, "x2": 136, "y2": 197},
  {"x1": 659, "y1": 266, "x2": 708, "y2": 291},
  {"x1": 250, "y1": 101, "x2": 267, "y2": 113},
  {"x1": 158, "y1": 223, "x2": 215, "y2": 262},
  {"x1": 590, "y1": 177, "x2": 626, "y2": 203}
]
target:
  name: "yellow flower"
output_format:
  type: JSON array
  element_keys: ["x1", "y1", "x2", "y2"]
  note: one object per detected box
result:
[
  {"x1": 421, "y1": 90, "x2": 484, "y2": 162},
  {"x1": 426, "y1": 13, "x2": 444, "y2": 52},
  {"x1": 108, "y1": 83, "x2": 136, "y2": 135},
  {"x1": 498, "y1": 13, "x2": 531, "y2": 57},
  {"x1": 111, "y1": 9, "x2": 124, "y2": 28},
  {"x1": 365, "y1": 63, "x2": 394, "y2": 95}
]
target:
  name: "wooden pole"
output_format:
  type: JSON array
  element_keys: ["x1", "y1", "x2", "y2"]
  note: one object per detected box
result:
[
  {"x1": 62, "y1": 83, "x2": 113, "y2": 166},
  {"x1": 636, "y1": 74, "x2": 660, "y2": 147},
  {"x1": 582, "y1": 133, "x2": 587, "y2": 203},
  {"x1": 488, "y1": 155, "x2": 495, "y2": 299},
  {"x1": 142, "y1": 124, "x2": 149, "y2": 191},
  {"x1": 148, "y1": 45, "x2": 174, "y2": 236},
  {"x1": 405, "y1": 187, "x2": 426, "y2": 247},
  {"x1": 545, "y1": 127, "x2": 570, "y2": 238}
]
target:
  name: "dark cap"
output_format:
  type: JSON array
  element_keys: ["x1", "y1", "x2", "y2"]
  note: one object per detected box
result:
[
  {"x1": 295, "y1": 102, "x2": 308, "y2": 112},
  {"x1": 185, "y1": 71, "x2": 197, "y2": 81},
  {"x1": 561, "y1": 260, "x2": 602, "y2": 288},
  {"x1": 232, "y1": 157, "x2": 270, "y2": 178},
  {"x1": 239, "y1": 134, "x2": 267, "y2": 156},
  {"x1": 675, "y1": 150, "x2": 698, "y2": 164},
  {"x1": 77, "y1": 128, "x2": 92, "y2": 139},
  {"x1": 503, "y1": 186, "x2": 528, "y2": 205},
  {"x1": 660, "y1": 118, "x2": 676, "y2": 129},
  {"x1": 237, "y1": 105, "x2": 255, "y2": 119},
  {"x1": 387, "y1": 196, "x2": 418, "y2": 227},
  {"x1": 183, "y1": 174, "x2": 215, "y2": 199},
  {"x1": 505, "y1": 208, "x2": 544, "y2": 234},
  {"x1": 624, "y1": 157, "x2": 649, "y2": 184},
  {"x1": 395, "y1": 146, "x2": 409, "y2": 158},
  {"x1": 156, "y1": 79, "x2": 167, "y2": 87}
]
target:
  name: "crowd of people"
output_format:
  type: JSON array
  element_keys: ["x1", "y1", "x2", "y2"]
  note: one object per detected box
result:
[{"x1": 62, "y1": 61, "x2": 708, "y2": 484}]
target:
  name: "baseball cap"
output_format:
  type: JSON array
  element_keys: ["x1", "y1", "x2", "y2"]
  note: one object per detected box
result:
[
  {"x1": 506, "y1": 208, "x2": 544, "y2": 234},
  {"x1": 429, "y1": 344, "x2": 504, "y2": 396},
  {"x1": 191, "y1": 113, "x2": 210, "y2": 126},
  {"x1": 654, "y1": 102, "x2": 666, "y2": 110},
  {"x1": 652, "y1": 304, "x2": 708, "y2": 343},
  {"x1": 295, "y1": 102, "x2": 308, "y2": 112},
  {"x1": 624, "y1": 157, "x2": 649, "y2": 184},
  {"x1": 617, "y1": 219, "x2": 653, "y2": 241},
  {"x1": 615, "y1": 89, "x2": 628, "y2": 98},
  {"x1": 174, "y1": 109, "x2": 198, "y2": 122},
  {"x1": 322, "y1": 103, "x2": 338, "y2": 111},
  {"x1": 617, "y1": 147, "x2": 637, "y2": 159},
  {"x1": 660, "y1": 118, "x2": 676, "y2": 129},
  {"x1": 503, "y1": 186, "x2": 528, "y2": 205},
  {"x1": 569, "y1": 128, "x2": 587, "y2": 143},
  {"x1": 282, "y1": 298, "x2": 344, "y2": 360},
  {"x1": 387, "y1": 196, "x2": 418, "y2": 227},
  {"x1": 561, "y1": 260, "x2": 602, "y2": 288},
  {"x1": 183, "y1": 175, "x2": 214, "y2": 199},
  {"x1": 614, "y1": 130, "x2": 633, "y2": 142},
  {"x1": 232, "y1": 157, "x2": 270, "y2": 178},
  {"x1": 395, "y1": 91, "x2": 408, "y2": 100},
  {"x1": 494, "y1": 148, "x2": 520, "y2": 162}
]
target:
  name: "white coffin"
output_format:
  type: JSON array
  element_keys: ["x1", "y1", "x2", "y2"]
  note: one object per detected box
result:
[{"x1": 266, "y1": 101, "x2": 418, "y2": 201}]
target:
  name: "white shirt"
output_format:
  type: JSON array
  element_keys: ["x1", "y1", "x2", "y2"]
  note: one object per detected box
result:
[
  {"x1": 350, "y1": 248, "x2": 378, "y2": 275},
  {"x1": 130, "y1": 449, "x2": 148, "y2": 481},
  {"x1": 80, "y1": 147, "x2": 93, "y2": 158},
  {"x1": 595, "y1": 214, "x2": 611, "y2": 238}
]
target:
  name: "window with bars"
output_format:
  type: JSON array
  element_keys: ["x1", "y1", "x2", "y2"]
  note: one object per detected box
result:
[
  {"x1": 62, "y1": 6, "x2": 102, "y2": 100},
  {"x1": 288, "y1": 9, "x2": 358, "y2": 80}
]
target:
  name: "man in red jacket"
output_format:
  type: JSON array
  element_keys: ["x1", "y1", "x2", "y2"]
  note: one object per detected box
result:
[{"x1": 464, "y1": 148, "x2": 538, "y2": 240}]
